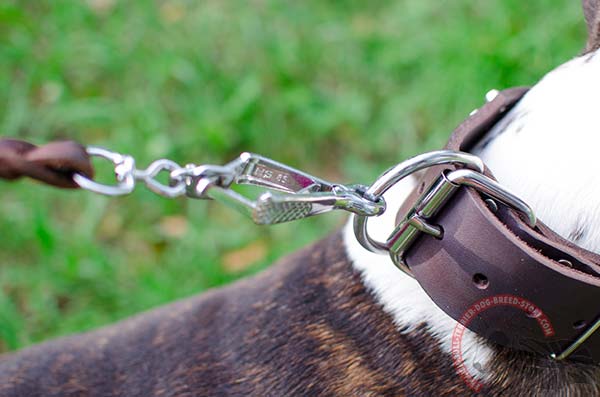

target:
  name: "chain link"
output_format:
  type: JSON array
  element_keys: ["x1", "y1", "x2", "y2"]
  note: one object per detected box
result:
[{"x1": 132, "y1": 159, "x2": 187, "y2": 198}]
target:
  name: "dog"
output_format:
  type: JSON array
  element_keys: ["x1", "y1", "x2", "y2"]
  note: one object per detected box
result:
[{"x1": 1, "y1": 1, "x2": 600, "y2": 396}]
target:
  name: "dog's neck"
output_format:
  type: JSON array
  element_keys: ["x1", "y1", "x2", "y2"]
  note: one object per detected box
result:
[{"x1": 344, "y1": 47, "x2": 600, "y2": 392}]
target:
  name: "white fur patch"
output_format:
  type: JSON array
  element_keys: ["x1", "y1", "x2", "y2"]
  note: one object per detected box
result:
[
  {"x1": 474, "y1": 49, "x2": 600, "y2": 252},
  {"x1": 344, "y1": 47, "x2": 600, "y2": 384}
]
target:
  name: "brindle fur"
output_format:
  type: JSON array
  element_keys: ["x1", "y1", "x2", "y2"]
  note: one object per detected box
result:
[
  {"x1": 0, "y1": 233, "x2": 475, "y2": 396},
  {"x1": 2, "y1": 233, "x2": 600, "y2": 397}
]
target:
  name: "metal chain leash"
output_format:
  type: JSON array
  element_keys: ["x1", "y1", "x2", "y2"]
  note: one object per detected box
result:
[{"x1": 72, "y1": 147, "x2": 387, "y2": 225}]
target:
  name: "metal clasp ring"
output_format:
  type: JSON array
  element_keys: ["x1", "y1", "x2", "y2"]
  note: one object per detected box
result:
[
  {"x1": 73, "y1": 147, "x2": 136, "y2": 196},
  {"x1": 352, "y1": 150, "x2": 485, "y2": 254}
]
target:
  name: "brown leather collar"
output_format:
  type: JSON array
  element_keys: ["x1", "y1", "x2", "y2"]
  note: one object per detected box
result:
[{"x1": 398, "y1": 87, "x2": 600, "y2": 363}]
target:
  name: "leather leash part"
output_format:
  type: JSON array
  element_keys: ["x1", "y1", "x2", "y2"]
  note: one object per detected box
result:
[
  {"x1": 0, "y1": 138, "x2": 93, "y2": 189},
  {"x1": 398, "y1": 87, "x2": 600, "y2": 363}
]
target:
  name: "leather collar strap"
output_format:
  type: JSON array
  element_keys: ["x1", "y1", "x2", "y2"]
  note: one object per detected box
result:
[{"x1": 399, "y1": 87, "x2": 600, "y2": 363}]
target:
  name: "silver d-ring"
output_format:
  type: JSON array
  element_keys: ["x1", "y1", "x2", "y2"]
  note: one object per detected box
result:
[
  {"x1": 352, "y1": 150, "x2": 485, "y2": 254},
  {"x1": 73, "y1": 147, "x2": 136, "y2": 196}
]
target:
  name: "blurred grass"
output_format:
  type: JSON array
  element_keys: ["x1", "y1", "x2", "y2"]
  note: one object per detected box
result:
[{"x1": 0, "y1": 0, "x2": 586, "y2": 351}]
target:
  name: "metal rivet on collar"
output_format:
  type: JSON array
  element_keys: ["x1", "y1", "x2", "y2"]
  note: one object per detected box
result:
[
  {"x1": 558, "y1": 259, "x2": 573, "y2": 268},
  {"x1": 484, "y1": 198, "x2": 498, "y2": 212},
  {"x1": 485, "y1": 89, "x2": 500, "y2": 102}
]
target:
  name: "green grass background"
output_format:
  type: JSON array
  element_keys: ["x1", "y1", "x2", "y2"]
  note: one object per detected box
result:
[{"x1": 0, "y1": 0, "x2": 587, "y2": 352}]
